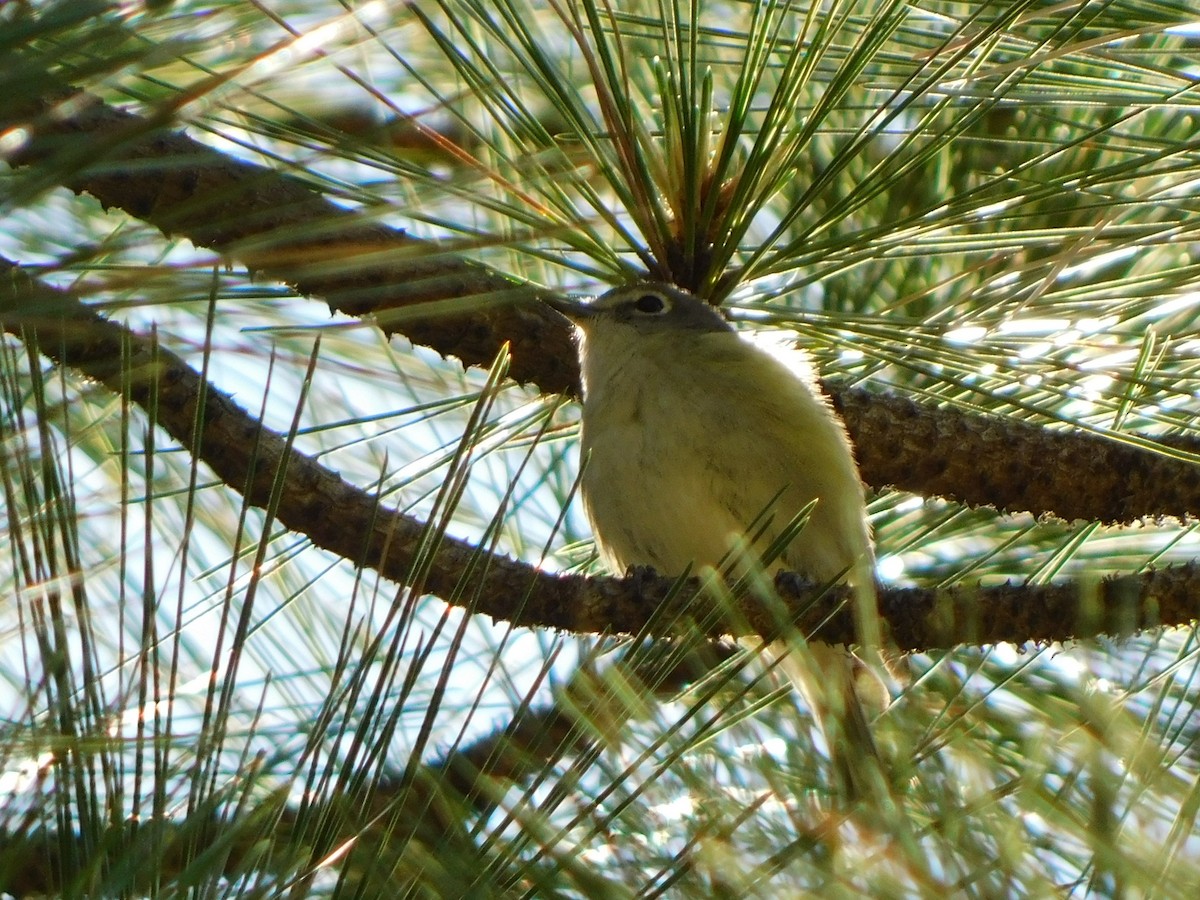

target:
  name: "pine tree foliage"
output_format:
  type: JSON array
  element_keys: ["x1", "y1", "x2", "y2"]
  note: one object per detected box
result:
[{"x1": 2, "y1": 0, "x2": 1199, "y2": 895}]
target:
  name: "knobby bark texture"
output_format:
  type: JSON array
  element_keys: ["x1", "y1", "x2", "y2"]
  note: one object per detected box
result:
[{"x1": 3, "y1": 258, "x2": 1194, "y2": 651}]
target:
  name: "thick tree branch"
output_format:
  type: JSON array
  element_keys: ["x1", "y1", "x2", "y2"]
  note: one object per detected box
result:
[
  {"x1": 5, "y1": 78, "x2": 1200, "y2": 525},
  {"x1": 4, "y1": 78, "x2": 579, "y2": 392},
  {"x1": 3, "y1": 257, "x2": 1194, "y2": 653},
  {"x1": 833, "y1": 389, "x2": 1200, "y2": 523}
]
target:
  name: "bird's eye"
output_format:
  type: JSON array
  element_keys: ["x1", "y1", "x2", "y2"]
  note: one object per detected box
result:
[{"x1": 633, "y1": 293, "x2": 667, "y2": 314}]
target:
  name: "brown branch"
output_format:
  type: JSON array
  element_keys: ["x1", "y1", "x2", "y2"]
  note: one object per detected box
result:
[
  {"x1": 834, "y1": 390, "x2": 1200, "y2": 524},
  {"x1": 3, "y1": 257, "x2": 1195, "y2": 654},
  {"x1": 6, "y1": 76, "x2": 1200, "y2": 525},
  {"x1": 5, "y1": 76, "x2": 580, "y2": 394},
  {"x1": 433, "y1": 640, "x2": 740, "y2": 806}
]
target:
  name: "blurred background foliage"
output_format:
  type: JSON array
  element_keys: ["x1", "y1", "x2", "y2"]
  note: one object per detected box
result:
[{"x1": 2, "y1": 0, "x2": 1200, "y2": 895}]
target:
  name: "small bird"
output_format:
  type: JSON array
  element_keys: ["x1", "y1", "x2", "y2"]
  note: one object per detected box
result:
[{"x1": 548, "y1": 282, "x2": 886, "y2": 796}]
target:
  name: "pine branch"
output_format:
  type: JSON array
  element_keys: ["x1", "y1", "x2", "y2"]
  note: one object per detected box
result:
[
  {"x1": 834, "y1": 389, "x2": 1200, "y2": 524},
  {"x1": 7, "y1": 79, "x2": 1200, "y2": 525},
  {"x1": 3, "y1": 256, "x2": 1194, "y2": 651},
  {"x1": 5, "y1": 73, "x2": 578, "y2": 392}
]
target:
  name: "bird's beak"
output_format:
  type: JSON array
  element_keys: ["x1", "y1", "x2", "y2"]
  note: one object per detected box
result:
[{"x1": 543, "y1": 295, "x2": 597, "y2": 323}]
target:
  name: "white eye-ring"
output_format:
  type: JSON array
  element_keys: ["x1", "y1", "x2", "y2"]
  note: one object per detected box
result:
[{"x1": 633, "y1": 293, "x2": 668, "y2": 314}]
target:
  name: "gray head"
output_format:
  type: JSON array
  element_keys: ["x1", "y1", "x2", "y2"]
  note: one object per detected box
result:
[{"x1": 546, "y1": 283, "x2": 733, "y2": 335}]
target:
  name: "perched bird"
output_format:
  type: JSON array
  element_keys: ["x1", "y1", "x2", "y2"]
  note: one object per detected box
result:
[{"x1": 548, "y1": 282, "x2": 886, "y2": 795}]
